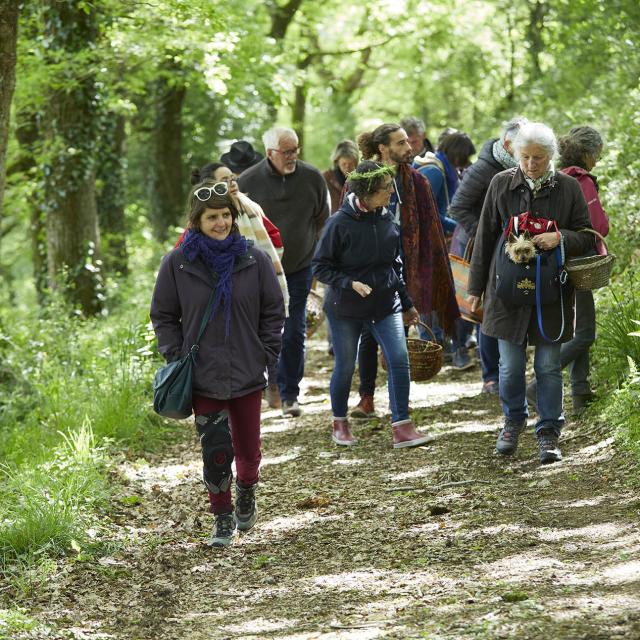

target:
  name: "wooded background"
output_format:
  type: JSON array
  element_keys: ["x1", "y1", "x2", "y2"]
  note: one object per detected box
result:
[{"x1": 1, "y1": 0, "x2": 639, "y2": 314}]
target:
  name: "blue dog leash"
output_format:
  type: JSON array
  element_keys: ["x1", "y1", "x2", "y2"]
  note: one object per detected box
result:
[{"x1": 535, "y1": 238, "x2": 567, "y2": 342}]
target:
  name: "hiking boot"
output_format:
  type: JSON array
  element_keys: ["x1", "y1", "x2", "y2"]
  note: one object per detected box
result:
[
  {"x1": 392, "y1": 420, "x2": 434, "y2": 449},
  {"x1": 234, "y1": 483, "x2": 258, "y2": 531},
  {"x1": 282, "y1": 400, "x2": 302, "y2": 417},
  {"x1": 332, "y1": 418, "x2": 356, "y2": 446},
  {"x1": 495, "y1": 418, "x2": 526, "y2": 455},
  {"x1": 572, "y1": 393, "x2": 594, "y2": 416},
  {"x1": 452, "y1": 347, "x2": 474, "y2": 371},
  {"x1": 482, "y1": 380, "x2": 499, "y2": 395},
  {"x1": 265, "y1": 384, "x2": 281, "y2": 409},
  {"x1": 526, "y1": 381, "x2": 537, "y2": 414},
  {"x1": 537, "y1": 430, "x2": 562, "y2": 464},
  {"x1": 208, "y1": 513, "x2": 236, "y2": 548},
  {"x1": 350, "y1": 394, "x2": 375, "y2": 420}
]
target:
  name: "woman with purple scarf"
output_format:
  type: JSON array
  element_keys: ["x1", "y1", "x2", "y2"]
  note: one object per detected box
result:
[{"x1": 150, "y1": 183, "x2": 285, "y2": 548}]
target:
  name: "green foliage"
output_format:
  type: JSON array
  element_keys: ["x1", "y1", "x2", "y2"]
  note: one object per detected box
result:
[
  {"x1": 600, "y1": 357, "x2": 640, "y2": 459},
  {"x1": 592, "y1": 271, "x2": 640, "y2": 386}
]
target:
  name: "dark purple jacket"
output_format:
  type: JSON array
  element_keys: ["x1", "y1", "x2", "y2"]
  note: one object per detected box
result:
[{"x1": 150, "y1": 241, "x2": 285, "y2": 400}]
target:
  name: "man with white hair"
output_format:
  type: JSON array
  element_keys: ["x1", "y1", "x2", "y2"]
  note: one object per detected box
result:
[
  {"x1": 238, "y1": 126, "x2": 330, "y2": 417},
  {"x1": 448, "y1": 116, "x2": 528, "y2": 395}
]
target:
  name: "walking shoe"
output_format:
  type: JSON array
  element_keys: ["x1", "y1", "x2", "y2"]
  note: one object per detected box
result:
[
  {"x1": 452, "y1": 347, "x2": 475, "y2": 371},
  {"x1": 265, "y1": 384, "x2": 281, "y2": 409},
  {"x1": 495, "y1": 418, "x2": 526, "y2": 455},
  {"x1": 234, "y1": 483, "x2": 258, "y2": 531},
  {"x1": 572, "y1": 393, "x2": 594, "y2": 416},
  {"x1": 392, "y1": 420, "x2": 434, "y2": 449},
  {"x1": 282, "y1": 400, "x2": 302, "y2": 417},
  {"x1": 350, "y1": 394, "x2": 375, "y2": 420},
  {"x1": 482, "y1": 380, "x2": 499, "y2": 395},
  {"x1": 537, "y1": 430, "x2": 562, "y2": 464},
  {"x1": 208, "y1": 513, "x2": 236, "y2": 548},
  {"x1": 332, "y1": 419, "x2": 357, "y2": 446},
  {"x1": 526, "y1": 381, "x2": 537, "y2": 414}
]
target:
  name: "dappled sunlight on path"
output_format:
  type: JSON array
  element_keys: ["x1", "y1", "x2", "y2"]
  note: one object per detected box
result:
[{"x1": 21, "y1": 332, "x2": 640, "y2": 639}]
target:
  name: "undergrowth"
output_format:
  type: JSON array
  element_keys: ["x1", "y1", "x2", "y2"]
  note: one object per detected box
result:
[{"x1": 0, "y1": 254, "x2": 180, "y2": 593}]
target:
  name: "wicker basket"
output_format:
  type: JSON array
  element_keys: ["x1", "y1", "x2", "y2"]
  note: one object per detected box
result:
[
  {"x1": 565, "y1": 229, "x2": 615, "y2": 290},
  {"x1": 379, "y1": 321, "x2": 443, "y2": 382},
  {"x1": 306, "y1": 288, "x2": 325, "y2": 338}
]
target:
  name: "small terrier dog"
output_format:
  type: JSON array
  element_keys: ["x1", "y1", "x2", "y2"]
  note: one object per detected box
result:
[{"x1": 505, "y1": 231, "x2": 537, "y2": 264}]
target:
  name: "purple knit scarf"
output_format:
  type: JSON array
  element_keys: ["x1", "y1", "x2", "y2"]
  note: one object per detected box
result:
[{"x1": 181, "y1": 229, "x2": 248, "y2": 336}]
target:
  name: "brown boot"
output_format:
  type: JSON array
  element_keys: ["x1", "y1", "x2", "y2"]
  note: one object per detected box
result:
[
  {"x1": 350, "y1": 394, "x2": 375, "y2": 420},
  {"x1": 392, "y1": 420, "x2": 434, "y2": 449},
  {"x1": 332, "y1": 418, "x2": 356, "y2": 446},
  {"x1": 265, "y1": 384, "x2": 281, "y2": 409}
]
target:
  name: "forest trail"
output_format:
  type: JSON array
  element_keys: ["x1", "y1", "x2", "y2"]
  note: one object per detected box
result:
[{"x1": 24, "y1": 333, "x2": 640, "y2": 640}]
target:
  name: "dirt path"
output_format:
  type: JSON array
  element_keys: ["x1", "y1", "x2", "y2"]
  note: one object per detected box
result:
[{"x1": 21, "y1": 334, "x2": 640, "y2": 639}]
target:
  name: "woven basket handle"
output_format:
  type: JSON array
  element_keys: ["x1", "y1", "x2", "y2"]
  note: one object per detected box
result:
[
  {"x1": 416, "y1": 320, "x2": 437, "y2": 343},
  {"x1": 578, "y1": 227, "x2": 608, "y2": 255}
]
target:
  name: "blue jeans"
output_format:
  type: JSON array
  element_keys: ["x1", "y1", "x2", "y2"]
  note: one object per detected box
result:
[
  {"x1": 498, "y1": 339, "x2": 564, "y2": 436},
  {"x1": 479, "y1": 330, "x2": 499, "y2": 383},
  {"x1": 328, "y1": 310, "x2": 410, "y2": 423},
  {"x1": 277, "y1": 266, "x2": 313, "y2": 402}
]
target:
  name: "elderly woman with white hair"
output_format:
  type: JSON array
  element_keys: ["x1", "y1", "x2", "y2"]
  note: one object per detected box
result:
[{"x1": 467, "y1": 122, "x2": 594, "y2": 464}]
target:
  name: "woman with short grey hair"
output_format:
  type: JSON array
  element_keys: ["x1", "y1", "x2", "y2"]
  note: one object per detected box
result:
[
  {"x1": 527, "y1": 125, "x2": 609, "y2": 415},
  {"x1": 323, "y1": 139, "x2": 359, "y2": 213},
  {"x1": 467, "y1": 121, "x2": 594, "y2": 465}
]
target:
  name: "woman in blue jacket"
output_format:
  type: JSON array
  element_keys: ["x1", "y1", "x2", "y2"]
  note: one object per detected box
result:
[{"x1": 312, "y1": 161, "x2": 432, "y2": 449}]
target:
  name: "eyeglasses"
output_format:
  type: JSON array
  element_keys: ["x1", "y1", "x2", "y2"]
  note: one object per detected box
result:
[
  {"x1": 272, "y1": 147, "x2": 301, "y2": 159},
  {"x1": 193, "y1": 182, "x2": 229, "y2": 201}
]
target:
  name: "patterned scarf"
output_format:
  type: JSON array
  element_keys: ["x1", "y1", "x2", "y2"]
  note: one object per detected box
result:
[
  {"x1": 397, "y1": 164, "x2": 460, "y2": 335},
  {"x1": 181, "y1": 229, "x2": 248, "y2": 336},
  {"x1": 524, "y1": 168, "x2": 555, "y2": 196},
  {"x1": 492, "y1": 140, "x2": 518, "y2": 169}
]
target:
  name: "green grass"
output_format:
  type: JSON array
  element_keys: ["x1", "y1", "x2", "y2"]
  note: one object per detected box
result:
[{"x1": 0, "y1": 268, "x2": 182, "y2": 582}]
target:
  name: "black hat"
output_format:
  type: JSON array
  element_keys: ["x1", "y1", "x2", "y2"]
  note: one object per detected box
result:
[{"x1": 220, "y1": 140, "x2": 263, "y2": 174}]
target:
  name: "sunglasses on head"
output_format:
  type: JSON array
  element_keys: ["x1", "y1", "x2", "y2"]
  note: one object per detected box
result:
[{"x1": 193, "y1": 182, "x2": 229, "y2": 201}]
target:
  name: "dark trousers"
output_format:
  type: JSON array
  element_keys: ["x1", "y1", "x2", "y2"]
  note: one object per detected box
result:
[
  {"x1": 561, "y1": 289, "x2": 596, "y2": 396},
  {"x1": 193, "y1": 390, "x2": 262, "y2": 515},
  {"x1": 479, "y1": 330, "x2": 500, "y2": 384},
  {"x1": 277, "y1": 266, "x2": 313, "y2": 402}
]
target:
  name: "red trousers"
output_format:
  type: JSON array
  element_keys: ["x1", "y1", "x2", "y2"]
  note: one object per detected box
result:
[{"x1": 192, "y1": 389, "x2": 262, "y2": 515}]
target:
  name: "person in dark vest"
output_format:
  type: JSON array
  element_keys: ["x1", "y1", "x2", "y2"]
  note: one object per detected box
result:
[
  {"x1": 150, "y1": 184, "x2": 285, "y2": 547},
  {"x1": 467, "y1": 122, "x2": 593, "y2": 465},
  {"x1": 238, "y1": 127, "x2": 330, "y2": 417}
]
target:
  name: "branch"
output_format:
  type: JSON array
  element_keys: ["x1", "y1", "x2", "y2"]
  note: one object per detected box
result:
[{"x1": 268, "y1": 0, "x2": 305, "y2": 40}]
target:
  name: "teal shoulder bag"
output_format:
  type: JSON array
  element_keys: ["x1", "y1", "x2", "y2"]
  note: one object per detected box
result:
[{"x1": 153, "y1": 289, "x2": 215, "y2": 419}]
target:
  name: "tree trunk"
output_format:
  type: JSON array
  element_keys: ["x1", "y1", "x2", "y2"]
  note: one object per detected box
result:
[
  {"x1": 0, "y1": 0, "x2": 20, "y2": 242},
  {"x1": 149, "y1": 72, "x2": 185, "y2": 242},
  {"x1": 97, "y1": 113, "x2": 128, "y2": 275},
  {"x1": 43, "y1": 0, "x2": 102, "y2": 315},
  {"x1": 526, "y1": 0, "x2": 547, "y2": 79},
  {"x1": 14, "y1": 109, "x2": 49, "y2": 302}
]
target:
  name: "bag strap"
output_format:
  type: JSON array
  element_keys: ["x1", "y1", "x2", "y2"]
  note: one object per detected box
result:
[
  {"x1": 535, "y1": 242, "x2": 566, "y2": 342},
  {"x1": 193, "y1": 288, "x2": 217, "y2": 349}
]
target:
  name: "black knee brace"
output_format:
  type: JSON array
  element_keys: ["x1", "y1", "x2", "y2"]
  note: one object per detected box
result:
[{"x1": 196, "y1": 411, "x2": 234, "y2": 494}]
